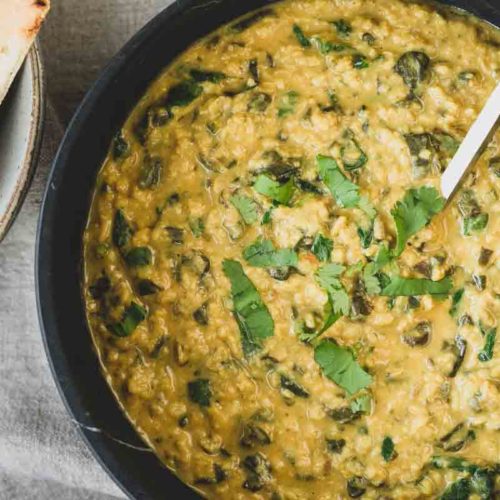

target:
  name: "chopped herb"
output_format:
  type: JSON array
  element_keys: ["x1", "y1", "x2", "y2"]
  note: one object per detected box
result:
[
  {"x1": 350, "y1": 393, "x2": 372, "y2": 413},
  {"x1": 188, "y1": 378, "x2": 212, "y2": 407},
  {"x1": 314, "y1": 339, "x2": 372, "y2": 395},
  {"x1": 440, "y1": 478, "x2": 471, "y2": 500},
  {"x1": 243, "y1": 238, "x2": 298, "y2": 268},
  {"x1": 404, "y1": 133, "x2": 438, "y2": 179},
  {"x1": 222, "y1": 260, "x2": 274, "y2": 357},
  {"x1": 193, "y1": 303, "x2": 209, "y2": 326},
  {"x1": 137, "y1": 279, "x2": 162, "y2": 296},
  {"x1": 125, "y1": 247, "x2": 153, "y2": 267},
  {"x1": 352, "y1": 54, "x2": 369, "y2": 69},
  {"x1": 112, "y1": 131, "x2": 130, "y2": 159},
  {"x1": 109, "y1": 302, "x2": 147, "y2": 337},
  {"x1": 242, "y1": 453, "x2": 272, "y2": 492},
  {"x1": 478, "y1": 247, "x2": 493, "y2": 266},
  {"x1": 402, "y1": 321, "x2": 431, "y2": 347},
  {"x1": 478, "y1": 326, "x2": 496, "y2": 362},
  {"x1": 240, "y1": 423, "x2": 271, "y2": 448},
  {"x1": 253, "y1": 175, "x2": 295, "y2": 205},
  {"x1": 317, "y1": 155, "x2": 360, "y2": 208},
  {"x1": 449, "y1": 288, "x2": 464, "y2": 317},
  {"x1": 278, "y1": 91, "x2": 299, "y2": 117},
  {"x1": 293, "y1": 24, "x2": 311, "y2": 47},
  {"x1": 311, "y1": 234, "x2": 333, "y2": 262},
  {"x1": 381, "y1": 276, "x2": 452, "y2": 296},
  {"x1": 261, "y1": 208, "x2": 273, "y2": 225},
  {"x1": 391, "y1": 186, "x2": 445, "y2": 256},
  {"x1": 248, "y1": 92, "x2": 272, "y2": 112},
  {"x1": 450, "y1": 335, "x2": 467, "y2": 377},
  {"x1": 332, "y1": 19, "x2": 352, "y2": 37},
  {"x1": 381, "y1": 436, "x2": 396, "y2": 462},
  {"x1": 357, "y1": 225, "x2": 373, "y2": 249},
  {"x1": 362, "y1": 32, "x2": 375, "y2": 45},
  {"x1": 326, "y1": 438, "x2": 346, "y2": 453},
  {"x1": 280, "y1": 374, "x2": 310, "y2": 398},
  {"x1": 230, "y1": 195, "x2": 259, "y2": 225},
  {"x1": 311, "y1": 37, "x2": 348, "y2": 54},
  {"x1": 112, "y1": 209, "x2": 132, "y2": 248},
  {"x1": 463, "y1": 213, "x2": 489, "y2": 236},
  {"x1": 165, "y1": 226, "x2": 184, "y2": 245},
  {"x1": 341, "y1": 132, "x2": 368, "y2": 171},
  {"x1": 315, "y1": 263, "x2": 350, "y2": 315}
]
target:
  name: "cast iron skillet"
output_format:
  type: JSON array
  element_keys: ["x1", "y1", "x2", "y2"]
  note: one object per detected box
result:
[{"x1": 36, "y1": 0, "x2": 499, "y2": 498}]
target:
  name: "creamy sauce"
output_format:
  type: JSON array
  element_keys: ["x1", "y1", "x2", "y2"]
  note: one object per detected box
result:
[{"x1": 83, "y1": 1, "x2": 500, "y2": 498}]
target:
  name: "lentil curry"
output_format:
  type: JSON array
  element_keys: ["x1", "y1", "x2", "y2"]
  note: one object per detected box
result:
[{"x1": 83, "y1": 0, "x2": 500, "y2": 498}]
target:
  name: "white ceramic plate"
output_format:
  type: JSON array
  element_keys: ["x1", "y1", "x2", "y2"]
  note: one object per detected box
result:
[{"x1": 0, "y1": 42, "x2": 44, "y2": 242}]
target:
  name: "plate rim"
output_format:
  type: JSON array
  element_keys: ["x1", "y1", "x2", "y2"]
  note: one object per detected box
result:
[{"x1": 0, "y1": 41, "x2": 45, "y2": 243}]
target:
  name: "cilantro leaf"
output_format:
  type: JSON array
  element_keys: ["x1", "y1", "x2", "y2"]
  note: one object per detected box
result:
[
  {"x1": 449, "y1": 288, "x2": 464, "y2": 317},
  {"x1": 297, "y1": 295, "x2": 341, "y2": 344},
  {"x1": 253, "y1": 174, "x2": 295, "y2": 205},
  {"x1": 188, "y1": 378, "x2": 212, "y2": 407},
  {"x1": 381, "y1": 276, "x2": 452, "y2": 296},
  {"x1": 278, "y1": 91, "x2": 299, "y2": 117},
  {"x1": 108, "y1": 302, "x2": 147, "y2": 337},
  {"x1": 391, "y1": 186, "x2": 445, "y2": 256},
  {"x1": 350, "y1": 393, "x2": 372, "y2": 413},
  {"x1": 478, "y1": 327, "x2": 496, "y2": 362},
  {"x1": 222, "y1": 259, "x2": 274, "y2": 357},
  {"x1": 317, "y1": 155, "x2": 360, "y2": 208},
  {"x1": 315, "y1": 263, "x2": 350, "y2": 315},
  {"x1": 363, "y1": 244, "x2": 393, "y2": 295},
  {"x1": 314, "y1": 340, "x2": 372, "y2": 395},
  {"x1": 293, "y1": 24, "x2": 311, "y2": 47},
  {"x1": 311, "y1": 234, "x2": 333, "y2": 262},
  {"x1": 230, "y1": 195, "x2": 259, "y2": 224},
  {"x1": 243, "y1": 238, "x2": 298, "y2": 268}
]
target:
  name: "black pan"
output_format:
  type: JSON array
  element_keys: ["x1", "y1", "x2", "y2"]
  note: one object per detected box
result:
[{"x1": 36, "y1": 1, "x2": 499, "y2": 498}]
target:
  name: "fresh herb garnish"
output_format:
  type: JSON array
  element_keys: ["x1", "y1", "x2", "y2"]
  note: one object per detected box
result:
[
  {"x1": 125, "y1": 247, "x2": 153, "y2": 267},
  {"x1": 230, "y1": 195, "x2": 259, "y2": 225},
  {"x1": 478, "y1": 326, "x2": 496, "y2": 362},
  {"x1": 243, "y1": 238, "x2": 298, "y2": 268},
  {"x1": 315, "y1": 263, "x2": 350, "y2": 315},
  {"x1": 189, "y1": 69, "x2": 226, "y2": 83},
  {"x1": 222, "y1": 259, "x2": 274, "y2": 357},
  {"x1": 311, "y1": 234, "x2": 333, "y2": 262},
  {"x1": 253, "y1": 175, "x2": 295, "y2": 205},
  {"x1": 352, "y1": 54, "x2": 369, "y2": 69},
  {"x1": 332, "y1": 19, "x2": 352, "y2": 37},
  {"x1": 188, "y1": 378, "x2": 212, "y2": 407},
  {"x1": 391, "y1": 186, "x2": 445, "y2": 256},
  {"x1": 109, "y1": 302, "x2": 147, "y2": 337},
  {"x1": 381, "y1": 436, "x2": 396, "y2": 462},
  {"x1": 137, "y1": 279, "x2": 163, "y2": 296},
  {"x1": 278, "y1": 91, "x2": 299, "y2": 117},
  {"x1": 381, "y1": 276, "x2": 453, "y2": 296},
  {"x1": 293, "y1": 24, "x2": 311, "y2": 47},
  {"x1": 317, "y1": 155, "x2": 360, "y2": 208},
  {"x1": 164, "y1": 80, "x2": 203, "y2": 109},
  {"x1": 189, "y1": 217, "x2": 205, "y2": 238},
  {"x1": 314, "y1": 339, "x2": 372, "y2": 395},
  {"x1": 449, "y1": 288, "x2": 464, "y2": 317}
]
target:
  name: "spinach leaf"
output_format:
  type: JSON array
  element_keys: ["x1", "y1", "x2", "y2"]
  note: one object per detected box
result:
[
  {"x1": 112, "y1": 131, "x2": 130, "y2": 160},
  {"x1": 293, "y1": 24, "x2": 311, "y2": 47},
  {"x1": 350, "y1": 393, "x2": 372, "y2": 413},
  {"x1": 478, "y1": 326, "x2": 496, "y2": 362},
  {"x1": 315, "y1": 263, "x2": 350, "y2": 315},
  {"x1": 352, "y1": 54, "x2": 369, "y2": 69},
  {"x1": 189, "y1": 217, "x2": 205, "y2": 238},
  {"x1": 189, "y1": 69, "x2": 226, "y2": 83},
  {"x1": 440, "y1": 478, "x2": 471, "y2": 500},
  {"x1": 137, "y1": 279, "x2": 163, "y2": 296},
  {"x1": 341, "y1": 132, "x2": 368, "y2": 171},
  {"x1": 317, "y1": 155, "x2": 360, "y2": 208},
  {"x1": 332, "y1": 19, "x2": 352, "y2": 37},
  {"x1": 280, "y1": 374, "x2": 310, "y2": 398},
  {"x1": 463, "y1": 213, "x2": 489, "y2": 235},
  {"x1": 311, "y1": 37, "x2": 348, "y2": 54},
  {"x1": 391, "y1": 186, "x2": 445, "y2": 256},
  {"x1": 188, "y1": 378, "x2": 212, "y2": 407},
  {"x1": 253, "y1": 175, "x2": 295, "y2": 205},
  {"x1": 450, "y1": 288, "x2": 464, "y2": 317},
  {"x1": 222, "y1": 259, "x2": 274, "y2": 357},
  {"x1": 381, "y1": 436, "x2": 396, "y2": 462},
  {"x1": 357, "y1": 225, "x2": 373, "y2": 249},
  {"x1": 243, "y1": 238, "x2": 298, "y2": 268},
  {"x1": 139, "y1": 156, "x2": 162, "y2": 189},
  {"x1": 125, "y1": 247, "x2": 153, "y2": 267},
  {"x1": 164, "y1": 80, "x2": 202, "y2": 109},
  {"x1": 109, "y1": 302, "x2": 147, "y2": 337},
  {"x1": 311, "y1": 234, "x2": 333, "y2": 262},
  {"x1": 314, "y1": 339, "x2": 372, "y2": 395},
  {"x1": 381, "y1": 276, "x2": 452, "y2": 296},
  {"x1": 278, "y1": 91, "x2": 299, "y2": 117},
  {"x1": 112, "y1": 209, "x2": 133, "y2": 248},
  {"x1": 230, "y1": 195, "x2": 259, "y2": 224},
  {"x1": 394, "y1": 51, "x2": 431, "y2": 89}
]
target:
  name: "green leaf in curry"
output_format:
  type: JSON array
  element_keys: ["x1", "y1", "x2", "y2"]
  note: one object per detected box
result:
[
  {"x1": 394, "y1": 51, "x2": 431, "y2": 89},
  {"x1": 189, "y1": 69, "x2": 226, "y2": 83},
  {"x1": 125, "y1": 247, "x2": 153, "y2": 267},
  {"x1": 222, "y1": 259, "x2": 274, "y2": 357},
  {"x1": 292, "y1": 24, "x2": 311, "y2": 47},
  {"x1": 332, "y1": 19, "x2": 352, "y2": 37},
  {"x1": 381, "y1": 276, "x2": 453, "y2": 296},
  {"x1": 253, "y1": 174, "x2": 295, "y2": 205},
  {"x1": 315, "y1": 263, "x2": 350, "y2": 315},
  {"x1": 317, "y1": 155, "x2": 360, "y2": 208},
  {"x1": 311, "y1": 234, "x2": 333, "y2": 262},
  {"x1": 112, "y1": 209, "x2": 133, "y2": 248},
  {"x1": 139, "y1": 156, "x2": 163, "y2": 189},
  {"x1": 391, "y1": 186, "x2": 445, "y2": 256},
  {"x1": 188, "y1": 378, "x2": 212, "y2": 407},
  {"x1": 341, "y1": 131, "x2": 368, "y2": 171},
  {"x1": 243, "y1": 238, "x2": 298, "y2": 268},
  {"x1": 278, "y1": 91, "x2": 299, "y2": 117},
  {"x1": 314, "y1": 339, "x2": 372, "y2": 395},
  {"x1": 230, "y1": 195, "x2": 260, "y2": 225},
  {"x1": 381, "y1": 436, "x2": 397, "y2": 462},
  {"x1": 112, "y1": 131, "x2": 130, "y2": 160},
  {"x1": 164, "y1": 80, "x2": 203, "y2": 109},
  {"x1": 352, "y1": 54, "x2": 369, "y2": 69},
  {"x1": 108, "y1": 302, "x2": 148, "y2": 337},
  {"x1": 478, "y1": 326, "x2": 496, "y2": 362}
]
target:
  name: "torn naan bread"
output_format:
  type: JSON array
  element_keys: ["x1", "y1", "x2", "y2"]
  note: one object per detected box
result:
[{"x1": 0, "y1": 0, "x2": 50, "y2": 106}]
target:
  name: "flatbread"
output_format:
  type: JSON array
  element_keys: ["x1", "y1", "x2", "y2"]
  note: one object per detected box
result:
[{"x1": 0, "y1": 0, "x2": 50, "y2": 106}]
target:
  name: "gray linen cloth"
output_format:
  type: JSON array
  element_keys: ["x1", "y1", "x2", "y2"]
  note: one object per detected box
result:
[{"x1": 0, "y1": 1, "x2": 174, "y2": 497}]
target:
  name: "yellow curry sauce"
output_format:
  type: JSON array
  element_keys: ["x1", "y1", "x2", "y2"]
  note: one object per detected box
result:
[{"x1": 83, "y1": 0, "x2": 500, "y2": 498}]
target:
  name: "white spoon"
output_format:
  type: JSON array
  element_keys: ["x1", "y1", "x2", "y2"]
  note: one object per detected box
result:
[{"x1": 441, "y1": 82, "x2": 500, "y2": 200}]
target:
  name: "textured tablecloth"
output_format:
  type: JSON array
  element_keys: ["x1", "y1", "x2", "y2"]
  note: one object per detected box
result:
[{"x1": 0, "y1": 1, "x2": 174, "y2": 498}]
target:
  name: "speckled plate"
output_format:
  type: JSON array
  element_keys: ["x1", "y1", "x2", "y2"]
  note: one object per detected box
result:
[{"x1": 0, "y1": 42, "x2": 44, "y2": 243}]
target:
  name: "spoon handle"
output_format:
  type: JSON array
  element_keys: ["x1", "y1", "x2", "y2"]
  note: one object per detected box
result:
[{"x1": 441, "y1": 82, "x2": 500, "y2": 200}]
